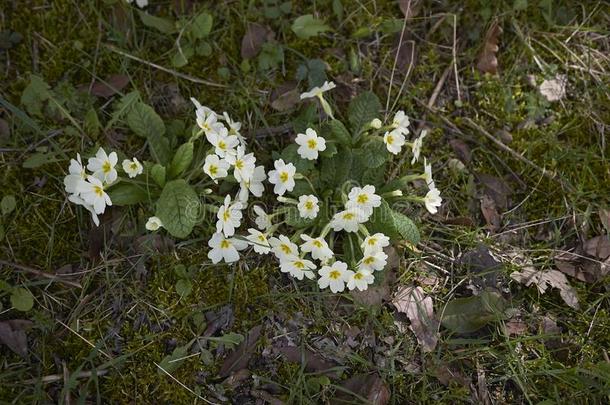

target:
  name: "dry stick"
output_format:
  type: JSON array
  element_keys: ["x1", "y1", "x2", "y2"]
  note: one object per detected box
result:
[
  {"x1": 105, "y1": 45, "x2": 227, "y2": 88},
  {"x1": 0, "y1": 260, "x2": 82, "y2": 289},
  {"x1": 462, "y1": 117, "x2": 575, "y2": 193},
  {"x1": 388, "y1": 62, "x2": 452, "y2": 180},
  {"x1": 23, "y1": 369, "x2": 108, "y2": 385}
]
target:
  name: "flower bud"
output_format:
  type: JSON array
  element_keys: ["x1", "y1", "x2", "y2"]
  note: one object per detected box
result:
[{"x1": 370, "y1": 118, "x2": 382, "y2": 129}]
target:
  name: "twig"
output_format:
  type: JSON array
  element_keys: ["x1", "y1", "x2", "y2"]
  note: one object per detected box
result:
[
  {"x1": 23, "y1": 369, "x2": 108, "y2": 385},
  {"x1": 155, "y1": 362, "x2": 219, "y2": 404},
  {"x1": 105, "y1": 44, "x2": 227, "y2": 88},
  {"x1": 462, "y1": 117, "x2": 575, "y2": 192},
  {"x1": 0, "y1": 260, "x2": 82, "y2": 289}
]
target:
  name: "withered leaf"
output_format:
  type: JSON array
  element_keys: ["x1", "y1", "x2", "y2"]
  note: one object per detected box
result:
[
  {"x1": 476, "y1": 173, "x2": 512, "y2": 209},
  {"x1": 510, "y1": 267, "x2": 579, "y2": 309},
  {"x1": 392, "y1": 286, "x2": 438, "y2": 352},
  {"x1": 0, "y1": 319, "x2": 32, "y2": 357},
  {"x1": 599, "y1": 209, "x2": 610, "y2": 234},
  {"x1": 480, "y1": 194, "x2": 501, "y2": 231},
  {"x1": 219, "y1": 325, "x2": 262, "y2": 378},
  {"x1": 278, "y1": 346, "x2": 339, "y2": 377},
  {"x1": 476, "y1": 20, "x2": 502, "y2": 75},
  {"x1": 449, "y1": 139, "x2": 471, "y2": 164},
  {"x1": 583, "y1": 236, "x2": 610, "y2": 260},
  {"x1": 241, "y1": 23, "x2": 272, "y2": 59},
  {"x1": 398, "y1": 0, "x2": 421, "y2": 19},
  {"x1": 332, "y1": 373, "x2": 390, "y2": 405},
  {"x1": 89, "y1": 74, "x2": 130, "y2": 98}
]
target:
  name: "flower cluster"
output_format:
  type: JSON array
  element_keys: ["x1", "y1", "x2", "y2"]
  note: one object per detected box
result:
[{"x1": 63, "y1": 148, "x2": 144, "y2": 225}]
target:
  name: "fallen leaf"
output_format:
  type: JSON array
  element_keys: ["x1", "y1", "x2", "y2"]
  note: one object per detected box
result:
[
  {"x1": 554, "y1": 248, "x2": 610, "y2": 284},
  {"x1": 459, "y1": 245, "x2": 503, "y2": 287},
  {"x1": 480, "y1": 194, "x2": 501, "y2": 231},
  {"x1": 203, "y1": 305, "x2": 234, "y2": 337},
  {"x1": 222, "y1": 368, "x2": 251, "y2": 388},
  {"x1": 88, "y1": 74, "x2": 129, "y2": 98},
  {"x1": 251, "y1": 390, "x2": 285, "y2": 405},
  {"x1": 392, "y1": 35, "x2": 417, "y2": 71},
  {"x1": 241, "y1": 23, "x2": 273, "y2": 59},
  {"x1": 475, "y1": 173, "x2": 512, "y2": 210},
  {"x1": 442, "y1": 216, "x2": 475, "y2": 227},
  {"x1": 392, "y1": 286, "x2": 438, "y2": 352},
  {"x1": 476, "y1": 20, "x2": 502, "y2": 75},
  {"x1": 270, "y1": 82, "x2": 300, "y2": 111},
  {"x1": 219, "y1": 325, "x2": 262, "y2": 378},
  {"x1": 539, "y1": 74, "x2": 567, "y2": 102},
  {"x1": 599, "y1": 209, "x2": 610, "y2": 235},
  {"x1": 134, "y1": 233, "x2": 175, "y2": 254},
  {"x1": 278, "y1": 346, "x2": 339, "y2": 377},
  {"x1": 504, "y1": 318, "x2": 528, "y2": 336},
  {"x1": 398, "y1": 0, "x2": 421, "y2": 19},
  {"x1": 510, "y1": 267, "x2": 579, "y2": 309},
  {"x1": 332, "y1": 373, "x2": 390, "y2": 405},
  {"x1": 0, "y1": 319, "x2": 32, "y2": 357},
  {"x1": 441, "y1": 291, "x2": 508, "y2": 333},
  {"x1": 172, "y1": 0, "x2": 194, "y2": 15},
  {"x1": 449, "y1": 139, "x2": 471, "y2": 164},
  {"x1": 583, "y1": 235, "x2": 610, "y2": 260}
]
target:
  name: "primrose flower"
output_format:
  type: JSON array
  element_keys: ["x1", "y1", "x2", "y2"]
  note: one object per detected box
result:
[
  {"x1": 238, "y1": 165, "x2": 266, "y2": 202},
  {"x1": 361, "y1": 233, "x2": 390, "y2": 255},
  {"x1": 280, "y1": 255, "x2": 316, "y2": 280},
  {"x1": 346, "y1": 185, "x2": 381, "y2": 217},
  {"x1": 358, "y1": 250, "x2": 388, "y2": 272},
  {"x1": 145, "y1": 216, "x2": 163, "y2": 231},
  {"x1": 77, "y1": 176, "x2": 112, "y2": 215},
  {"x1": 424, "y1": 187, "x2": 442, "y2": 214},
  {"x1": 318, "y1": 261, "x2": 352, "y2": 293},
  {"x1": 208, "y1": 127, "x2": 239, "y2": 158},
  {"x1": 253, "y1": 205, "x2": 272, "y2": 231},
  {"x1": 64, "y1": 153, "x2": 87, "y2": 194},
  {"x1": 198, "y1": 110, "x2": 224, "y2": 139},
  {"x1": 297, "y1": 194, "x2": 320, "y2": 219},
  {"x1": 122, "y1": 158, "x2": 143, "y2": 178},
  {"x1": 126, "y1": 0, "x2": 148, "y2": 8},
  {"x1": 207, "y1": 232, "x2": 247, "y2": 264},
  {"x1": 391, "y1": 110, "x2": 411, "y2": 135},
  {"x1": 68, "y1": 194, "x2": 100, "y2": 226},
  {"x1": 383, "y1": 130, "x2": 406, "y2": 155},
  {"x1": 300, "y1": 81, "x2": 336, "y2": 118},
  {"x1": 268, "y1": 159, "x2": 296, "y2": 196},
  {"x1": 295, "y1": 128, "x2": 326, "y2": 160},
  {"x1": 423, "y1": 157, "x2": 435, "y2": 189},
  {"x1": 245, "y1": 228, "x2": 271, "y2": 254},
  {"x1": 226, "y1": 146, "x2": 256, "y2": 183},
  {"x1": 87, "y1": 148, "x2": 118, "y2": 184},
  {"x1": 411, "y1": 130, "x2": 427, "y2": 164},
  {"x1": 203, "y1": 154, "x2": 230, "y2": 183},
  {"x1": 216, "y1": 195, "x2": 243, "y2": 237},
  {"x1": 269, "y1": 234, "x2": 298, "y2": 260},
  {"x1": 347, "y1": 269, "x2": 375, "y2": 291},
  {"x1": 300, "y1": 234, "x2": 334, "y2": 261},
  {"x1": 330, "y1": 209, "x2": 368, "y2": 233}
]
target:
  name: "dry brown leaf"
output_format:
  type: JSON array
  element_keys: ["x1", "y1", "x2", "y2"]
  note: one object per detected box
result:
[
  {"x1": 449, "y1": 139, "x2": 471, "y2": 164},
  {"x1": 241, "y1": 23, "x2": 273, "y2": 59},
  {"x1": 599, "y1": 209, "x2": 610, "y2": 234},
  {"x1": 278, "y1": 346, "x2": 339, "y2": 377},
  {"x1": 398, "y1": 0, "x2": 421, "y2": 19},
  {"x1": 0, "y1": 319, "x2": 32, "y2": 357},
  {"x1": 476, "y1": 20, "x2": 502, "y2": 75},
  {"x1": 219, "y1": 325, "x2": 262, "y2": 378},
  {"x1": 0, "y1": 118, "x2": 10, "y2": 141},
  {"x1": 332, "y1": 373, "x2": 390, "y2": 405},
  {"x1": 392, "y1": 286, "x2": 438, "y2": 352},
  {"x1": 476, "y1": 173, "x2": 512, "y2": 210},
  {"x1": 393, "y1": 35, "x2": 417, "y2": 72},
  {"x1": 539, "y1": 74, "x2": 567, "y2": 102},
  {"x1": 88, "y1": 74, "x2": 129, "y2": 98},
  {"x1": 480, "y1": 194, "x2": 501, "y2": 231},
  {"x1": 510, "y1": 267, "x2": 579, "y2": 309},
  {"x1": 504, "y1": 318, "x2": 528, "y2": 336},
  {"x1": 583, "y1": 235, "x2": 610, "y2": 260}
]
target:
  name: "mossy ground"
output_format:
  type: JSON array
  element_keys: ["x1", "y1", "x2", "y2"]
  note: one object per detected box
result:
[{"x1": 1, "y1": 0, "x2": 609, "y2": 403}]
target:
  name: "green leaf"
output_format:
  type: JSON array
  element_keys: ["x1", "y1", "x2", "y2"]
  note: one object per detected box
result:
[
  {"x1": 319, "y1": 141, "x2": 337, "y2": 158},
  {"x1": 10, "y1": 288, "x2": 34, "y2": 312},
  {"x1": 21, "y1": 75, "x2": 51, "y2": 116},
  {"x1": 175, "y1": 279, "x2": 193, "y2": 297},
  {"x1": 151, "y1": 164, "x2": 167, "y2": 187},
  {"x1": 171, "y1": 44, "x2": 194, "y2": 68},
  {"x1": 292, "y1": 103, "x2": 318, "y2": 134},
  {"x1": 277, "y1": 144, "x2": 315, "y2": 173},
  {"x1": 392, "y1": 210, "x2": 420, "y2": 245},
  {"x1": 156, "y1": 180, "x2": 200, "y2": 239},
  {"x1": 285, "y1": 206, "x2": 316, "y2": 229},
  {"x1": 291, "y1": 14, "x2": 331, "y2": 39},
  {"x1": 127, "y1": 102, "x2": 165, "y2": 139},
  {"x1": 320, "y1": 146, "x2": 352, "y2": 187},
  {"x1": 22, "y1": 152, "x2": 60, "y2": 169},
  {"x1": 148, "y1": 127, "x2": 171, "y2": 165},
  {"x1": 169, "y1": 142, "x2": 194, "y2": 178},
  {"x1": 158, "y1": 342, "x2": 191, "y2": 375},
  {"x1": 327, "y1": 119, "x2": 352, "y2": 146},
  {"x1": 332, "y1": 0, "x2": 344, "y2": 21},
  {"x1": 138, "y1": 10, "x2": 176, "y2": 34},
  {"x1": 84, "y1": 107, "x2": 100, "y2": 137},
  {"x1": 441, "y1": 291, "x2": 509, "y2": 334},
  {"x1": 359, "y1": 137, "x2": 387, "y2": 168},
  {"x1": 1, "y1": 195, "x2": 16, "y2": 215},
  {"x1": 107, "y1": 183, "x2": 149, "y2": 206},
  {"x1": 190, "y1": 12, "x2": 213, "y2": 39},
  {"x1": 347, "y1": 91, "x2": 381, "y2": 134}
]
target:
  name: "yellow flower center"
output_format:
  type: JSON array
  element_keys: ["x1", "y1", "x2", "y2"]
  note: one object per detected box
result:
[
  {"x1": 280, "y1": 244, "x2": 292, "y2": 254},
  {"x1": 294, "y1": 261, "x2": 305, "y2": 269},
  {"x1": 313, "y1": 240, "x2": 322, "y2": 248},
  {"x1": 130, "y1": 162, "x2": 138, "y2": 171},
  {"x1": 354, "y1": 272, "x2": 364, "y2": 280},
  {"x1": 279, "y1": 171, "x2": 289, "y2": 183},
  {"x1": 218, "y1": 140, "x2": 226, "y2": 150},
  {"x1": 258, "y1": 235, "x2": 266, "y2": 242},
  {"x1": 102, "y1": 161, "x2": 112, "y2": 173},
  {"x1": 220, "y1": 240, "x2": 230, "y2": 249},
  {"x1": 223, "y1": 210, "x2": 231, "y2": 221},
  {"x1": 342, "y1": 212, "x2": 355, "y2": 220},
  {"x1": 357, "y1": 194, "x2": 368, "y2": 204},
  {"x1": 329, "y1": 270, "x2": 341, "y2": 280},
  {"x1": 235, "y1": 160, "x2": 244, "y2": 170},
  {"x1": 93, "y1": 185, "x2": 104, "y2": 197},
  {"x1": 305, "y1": 201, "x2": 314, "y2": 210},
  {"x1": 307, "y1": 139, "x2": 317, "y2": 149},
  {"x1": 203, "y1": 123, "x2": 210, "y2": 131},
  {"x1": 209, "y1": 165, "x2": 218, "y2": 175},
  {"x1": 387, "y1": 135, "x2": 394, "y2": 145},
  {"x1": 363, "y1": 257, "x2": 375, "y2": 265},
  {"x1": 368, "y1": 238, "x2": 377, "y2": 246}
]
